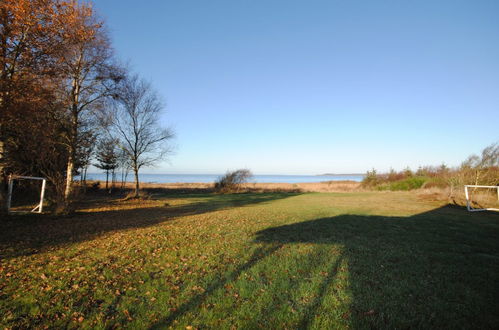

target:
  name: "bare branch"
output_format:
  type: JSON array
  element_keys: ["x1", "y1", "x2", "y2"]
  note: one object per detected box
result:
[{"x1": 108, "y1": 74, "x2": 174, "y2": 197}]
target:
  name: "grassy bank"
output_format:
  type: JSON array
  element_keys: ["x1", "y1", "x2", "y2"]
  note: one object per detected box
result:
[
  {"x1": 1, "y1": 191, "x2": 499, "y2": 328},
  {"x1": 85, "y1": 179, "x2": 362, "y2": 193}
]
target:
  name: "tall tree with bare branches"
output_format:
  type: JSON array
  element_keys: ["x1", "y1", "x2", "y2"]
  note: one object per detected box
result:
[{"x1": 110, "y1": 75, "x2": 174, "y2": 198}]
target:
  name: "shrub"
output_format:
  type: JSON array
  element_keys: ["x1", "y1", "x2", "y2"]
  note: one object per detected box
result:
[
  {"x1": 124, "y1": 190, "x2": 151, "y2": 200},
  {"x1": 215, "y1": 169, "x2": 253, "y2": 193},
  {"x1": 421, "y1": 177, "x2": 448, "y2": 189},
  {"x1": 403, "y1": 167, "x2": 414, "y2": 178},
  {"x1": 361, "y1": 168, "x2": 379, "y2": 187},
  {"x1": 388, "y1": 177, "x2": 428, "y2": 191},
  {"x1": 90, "y1": 181, "x2": 101, "y2": 192}
]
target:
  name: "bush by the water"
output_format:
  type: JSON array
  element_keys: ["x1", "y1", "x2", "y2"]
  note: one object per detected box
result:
[{"x1": 215, "y1": 169, "x2": 253, "y2": 192}]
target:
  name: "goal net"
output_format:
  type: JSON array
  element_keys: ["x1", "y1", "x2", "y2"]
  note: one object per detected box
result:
[
  {"x1": 464, "y1": 185, "x2": 499, "y2": 212},
  {"x1": 7, "y1": 175, "x2": 47, "y2": 214}
]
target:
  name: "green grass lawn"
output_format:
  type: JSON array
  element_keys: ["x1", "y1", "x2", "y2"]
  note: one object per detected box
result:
[{"x1": 1, "y1": 191, "x2": 499, "y2": 328}]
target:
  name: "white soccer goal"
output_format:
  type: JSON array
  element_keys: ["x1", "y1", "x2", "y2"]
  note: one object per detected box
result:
[
  {"x1": 7, "y1": 175, "x2": 47, "y2": 214},
  {"x1": 464, "y1": 185, "x2": 499, "y2": 212}
]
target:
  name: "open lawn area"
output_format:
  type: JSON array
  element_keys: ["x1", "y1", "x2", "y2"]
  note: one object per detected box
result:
[{"x1": 1, "y1": 191, "x2": 499, "y2": 329}]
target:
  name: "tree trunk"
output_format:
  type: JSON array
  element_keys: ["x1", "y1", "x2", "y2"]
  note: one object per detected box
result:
[
  {"x1": 0, "y1": 140, "x2": 6, "y2": 214},
  {"x1": 0, "y1": 179, "x2": 6, "y2": 215},
  {"x1": 110, "y1": 169, "x2": 115, "y2": 193},
  {"x1": 0, "y1": 176, "x2": 6, "y2": 214},
  {"x1": 64, "y1": 60, "x2": 81, "y2": 209},
  {"x1": 64, "y1": 152, "x2": 74, "y2": 202},
  {"x1": 123, "y1": 169, "x2": 129, "y2": 191},
  {"x1": 134, "y1": 167, "x2": 140, "y2": 198},
  {"x1": 82, "y1": 166, "x2": 88, "y2": 192},
  {"x1": 105, "y1": 170, "x2": 109, "y2": 190}
]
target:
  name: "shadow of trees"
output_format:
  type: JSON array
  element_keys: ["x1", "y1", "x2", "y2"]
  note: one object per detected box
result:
[
  {"x1": 252, "y1": 206, "x2": 499, "y2": 328},
  {"x1": 0, "y1": 192, "x2": 299, "y2": 259},
  {"x1": 149, "y1": 244, "x2": 285, "y2": 329},
  {"x1": 149, "y1": 205, "x2": 499, "y2": 328},
  {"x1": 3, "y1": 195, "x2": 499, "y2": 328}
]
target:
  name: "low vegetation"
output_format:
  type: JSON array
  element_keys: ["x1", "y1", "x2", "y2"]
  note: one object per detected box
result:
[
  {"x1": 214, "y1": 169, "x2": 253, "y2": 193},
  {"x1": 1, "y1": 190, "x2": 499, "y2": 328},
  {"x1": 363, "y1": 142, "x2": 498, "y2": 191}
]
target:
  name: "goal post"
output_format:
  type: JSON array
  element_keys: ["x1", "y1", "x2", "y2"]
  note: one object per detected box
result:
[
  {"x1": 7, "y1": 175, "x2": 47, "y2": 214},
  {"x1": 464, "y1": 185, "x2": 499, "y2": 212}
]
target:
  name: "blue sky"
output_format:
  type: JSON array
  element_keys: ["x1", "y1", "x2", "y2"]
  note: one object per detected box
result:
[{"x1": 94, "y1": 0, "x2": 498, "y2": 175}]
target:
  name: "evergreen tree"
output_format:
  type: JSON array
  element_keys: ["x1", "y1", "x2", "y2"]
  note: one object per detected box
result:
[{"x1": 94, "y1": 138, "x2": 118, "y2": 191}]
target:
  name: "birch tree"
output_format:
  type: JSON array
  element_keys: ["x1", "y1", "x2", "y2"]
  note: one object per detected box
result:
[
  {"x1": 56, "y1": 3, "x2": 123, "y2": 208},
  {"x1": 111, "y1": 75, "x2": 174, "y2": 198}
]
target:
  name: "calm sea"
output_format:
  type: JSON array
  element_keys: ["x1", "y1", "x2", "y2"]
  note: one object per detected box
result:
[{"x1": 82, "y1": 173, "x2": 364, "y2": 184}]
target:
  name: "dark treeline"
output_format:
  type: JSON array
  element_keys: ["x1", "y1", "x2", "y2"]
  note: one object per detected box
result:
[{"x1": 0, "y1": 0, "x2": 173, "y2": 213}]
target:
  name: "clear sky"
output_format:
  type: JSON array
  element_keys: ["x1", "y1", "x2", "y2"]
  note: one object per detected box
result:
[{"x1": 93, "y1": 0, "x2": 498, "y2": 175}]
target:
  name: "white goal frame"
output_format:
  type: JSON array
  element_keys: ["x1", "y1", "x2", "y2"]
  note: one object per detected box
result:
[
  {"x1": 464, "y1": 185, "x2": 499, "y2": 212},
  {"x1": 7, "y1": 175, "x2": 47, "y2": 214}
]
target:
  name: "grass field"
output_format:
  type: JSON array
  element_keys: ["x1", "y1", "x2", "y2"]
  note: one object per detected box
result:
[{"x1": 1, "y1": 191, "x2": 499, "y2": 328}]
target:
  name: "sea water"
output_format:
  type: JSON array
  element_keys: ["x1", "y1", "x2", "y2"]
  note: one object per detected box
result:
[{"x1": 81, "y1": 173, "x2": 364, "y2": 184}]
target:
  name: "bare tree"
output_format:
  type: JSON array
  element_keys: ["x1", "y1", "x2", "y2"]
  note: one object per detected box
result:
[
  {"x1": 111, "y1": 75, "x2": 174, "y2": 198},
  {"x1": 460, "y1": 142, "x2": 499, "y2": 186},
  {"x1": 116, "y1": 148, "x2": 131, "y2": 190},
  {"x1": 75, "y1": 127, "x2": 97, "y2": 188}
]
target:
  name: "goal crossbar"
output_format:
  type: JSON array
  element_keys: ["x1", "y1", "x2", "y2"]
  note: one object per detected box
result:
[
  {"x1": 464, "y1": 185, "x2": 499, "y2": 212},
  {"x1": 7, "y1": 175, "x2": 47, "y2": 214}
]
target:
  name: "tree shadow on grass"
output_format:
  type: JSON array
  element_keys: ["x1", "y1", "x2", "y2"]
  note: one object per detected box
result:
[
  {"x1": 0, "y1": 192, "x2": 299, "y2": 259},
  {"x1": 252, "y1": 205, "x2": 499, "y2": 328},
  {"x1": 149, "y1": 244, "x2": 284, "y2": 329},
  {"x1": 148, "y1": 205, "x2": 499, "y2": 328},
  {"x1": 148, "y1": 244, "x2": 345, "y2": 330}
]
